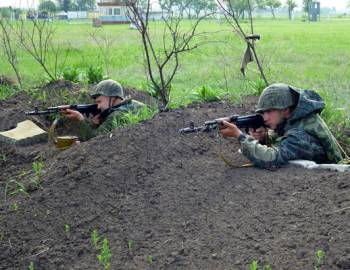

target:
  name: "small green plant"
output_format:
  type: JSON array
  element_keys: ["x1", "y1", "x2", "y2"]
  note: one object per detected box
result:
[
  {"x1": 147, "y1": 255, "x2": 153, "y2": 265},
  {"x1": 31, "y1": 159, "x2": 45, "y2": 188},
  {"x1": 249, "y1": 77, "x2": 267, "y2": 96},
  {"x1": 97, "y1": 238, "x2": 112, "y2": 270},
  {"x1": 87, "y1": 65, "x2": 103, "y2": 84},
  {"x1": 32, "y1": 160, "x2": 44, "y2": 178},
  {"x1": 11, "y1": 202, "x2": 18, "y2": 211},
  {"x1": 62, "y1": 66, "x2": 80, "y2": 82},
  {"x1": 28, "y1": 262, "x2": 35, "y2": 270},
  {"x1": 248, "y1": 260, "x2": 272, "y2": 270},
  {"x1": 116, "y1": 106, "x2": 156, "y2": 127},
  {"x1": 315, "y1": 249, "x2": 325, "y2": 270},
  {"x1": 250, "y1": 260, "x2": 258, "y2": 270},
  {"x1": 91, "y1": 229, "x2": 100, "y2": 249},
  {"x1": 0, "y1": 85, "x2": 17, "y2": 101},
  {"x1": 64, "y1": 224, "x2": 70, "y2": 234},
  {"x1": 0, "y1": 152, "x2": 6, "y2": 162},
  {"x1": 191, "y1": 85, "x2": 221, "y2": 102},
  {"x1": 4, "y1": 179, "x2": 28, "y2": 201},
  {"x1": 127, "y1": 240, "x2": 133, "y2": 252}
]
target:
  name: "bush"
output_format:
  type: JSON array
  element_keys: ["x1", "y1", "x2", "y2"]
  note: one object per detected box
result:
[
  {"x1": 0, "y1": 85, "x2": 16, "y2": 101},
  {"x1": 87, "y1": 65, "x2": 103, "y2": 84},
  {"x1": 249, "y1": 77, "x2": 267, "y2": 96},
  {"x1": 191, "y1": 85, "x2": 221, "y2": 102},
  {"x1": 62, "y1": 66, "x2": 80, "y2": 82}
]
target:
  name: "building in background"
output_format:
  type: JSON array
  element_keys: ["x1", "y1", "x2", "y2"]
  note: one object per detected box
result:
[{"x1": 97, "y1": 0, "x2": 130, "y2": 24}]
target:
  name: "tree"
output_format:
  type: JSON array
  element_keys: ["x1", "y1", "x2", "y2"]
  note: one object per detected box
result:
[
  {"x1": 0, "y1": 19, "x2": 23, "y2": 89},
  {"x1": 0, "y1": 7, "x2": 12, "y2": 19},
  {"x1": 38, "y1": 1, "x2": 57, "y2": 16},
  {"x1": 159, "y1": 0, "x2": 177, "y2": 13},
  {"x1": 227, "y1": 0, "x2": 251, "y2": 19},
  {"x1": 17, "y1": 19, "x2": 69, "y2": 81},
  {"x1": 191, "y1": 0, "x2": 217, "y2": 17},
  {"x1": 303, "y1": 0, "x2": 311, "y2": 14},
  {"x1": 264, "y1": 0, "x2": 281, "y2": 18},
  {"x1": 126, "y1": 0, "x2": 212, "y2": 108},
  {"x1": 217, "y1": 0, "x2": 269, "y2": 86},
  {"x1": 286, "y1": 0, "x2": 297, "y2": 20}
]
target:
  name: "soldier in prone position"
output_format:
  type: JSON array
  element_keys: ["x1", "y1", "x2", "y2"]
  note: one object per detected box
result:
[
  {"x1": 220, "y1": 83, "x2": 345, "y2": 169},
  {"x1": 63, "y1": 79, "x2": 146, "y2": 141}
]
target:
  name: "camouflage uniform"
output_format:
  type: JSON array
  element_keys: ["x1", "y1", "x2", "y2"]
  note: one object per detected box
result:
[
  {"x1": 78, "y1": 99, "x2": 146, "y2": 141},
  {"x1": 238, "y1": 84, "x2": 343, "y2": 169},
  {"x1": 78, "y1": 79, "x2": 146, "y2": 141}
]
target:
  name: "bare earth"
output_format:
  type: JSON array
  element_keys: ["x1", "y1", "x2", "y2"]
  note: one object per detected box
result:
[{"x1": 0, "y1": 94, "x2": 349, "y2": 270}]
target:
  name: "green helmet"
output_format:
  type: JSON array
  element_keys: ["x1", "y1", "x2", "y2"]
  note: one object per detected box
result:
[
  {"x1": 256, "y1": 83, "x2": 298, "y2": 113},
  {"x1": 90, "y1": 79, "x2": 124, "y2": 99}
]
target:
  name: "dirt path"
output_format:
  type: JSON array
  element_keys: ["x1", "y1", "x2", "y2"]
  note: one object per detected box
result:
[{"x1": 0, "y1": 99, "x2": 349, "y2": 270}]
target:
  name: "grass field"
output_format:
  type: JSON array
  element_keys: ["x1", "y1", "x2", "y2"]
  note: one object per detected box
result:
[{"x1": 1, "y1": 18, "x2": 350, "y2": 111}]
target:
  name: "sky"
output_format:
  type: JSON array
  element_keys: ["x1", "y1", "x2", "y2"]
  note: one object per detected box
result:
[{"x1": 0, "y1": 0, "x2": 348, "y2": 11}]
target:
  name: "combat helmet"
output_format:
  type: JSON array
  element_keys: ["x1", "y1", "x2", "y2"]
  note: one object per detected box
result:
[
  {"x1": 256, "y1": 83, "x2": 298, "y2": 113},
  {"x1": 90, "y1": 79, "x2": 124, "y2": 99}
]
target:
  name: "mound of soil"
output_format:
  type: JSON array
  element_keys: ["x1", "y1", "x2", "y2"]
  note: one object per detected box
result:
[
  {"x1": 0, "y1": 100, "x2": 350, "y2": 270},
  {"x1": 0, "y1": 92, "x2": 33, "y2": 132}
]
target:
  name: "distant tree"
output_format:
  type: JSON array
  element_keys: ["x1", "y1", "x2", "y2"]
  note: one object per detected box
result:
[
  {"x1": 303, "y1": 0, "x2": 311, "y2": 14},
  {"x1": 286, "y1": 0, "x2": 297, "y2": 20},
  {"x1": 0, "y1": 7, "x2": 12, "y2": 19},
  {"x1": 227, "y1": 0, "x2": 251, "y2": 19},
  {"x1": 74, "y1": 0, "x2": 96, "y2": 11},
  {"x1": 264, "y1": 0, "x2": 281, "y2": 18},
  {"x1": 38, "y1": 1, "x2": 57, "y2": 15},
  {"x1": 191, "y1": 0, "x2": 216, "y2": 17},
  {"x1": 57, "y1": 0, "x2": 71, "y2": 12},
  {"x1": 159, "y1": 0, "x2": 177, "y2": 13}
]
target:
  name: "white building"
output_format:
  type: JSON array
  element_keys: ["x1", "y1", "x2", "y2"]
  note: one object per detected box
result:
[{"x1": 97, "y1": 0, "x2": 130, "y2": 24}]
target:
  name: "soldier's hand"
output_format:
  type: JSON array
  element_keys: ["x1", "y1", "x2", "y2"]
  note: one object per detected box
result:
[
  {"x1": 219, "y1": 120, "x2": 242, "y2": 138},
  {"x1": 249, "y1": 127, "x2": 267, "y2": 144},
  {"x1": 91, "y1": 114, "x2": 102, "y2": 126},
  {"x1": 62, "y1": 108, "x2": 84, "y2": 122}
]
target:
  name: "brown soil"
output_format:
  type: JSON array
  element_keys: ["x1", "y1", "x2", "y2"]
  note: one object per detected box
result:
[{"x1": 0, "y1": 94, "x2": 350, "y2": 270}]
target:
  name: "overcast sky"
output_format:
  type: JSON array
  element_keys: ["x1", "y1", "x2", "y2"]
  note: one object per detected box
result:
[{"x1": 0, "y1": 0, "x2": 348, "y2": 11}]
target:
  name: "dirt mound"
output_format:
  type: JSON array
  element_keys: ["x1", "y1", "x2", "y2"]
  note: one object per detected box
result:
[
  {"x1": 0, "y1": 92, "x2": 33, "y2": 132},
  {"x1": 0, "y1": 101, "x2": 350, "y2": 270}
]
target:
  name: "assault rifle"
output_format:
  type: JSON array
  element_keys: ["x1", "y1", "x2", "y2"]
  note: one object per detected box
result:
[
  {"x1": 25, "y1": 104, "x2": 101, "y2": 116},
  {"x1": 179, "y1": 114, "x2": 265, "y2": 134}
]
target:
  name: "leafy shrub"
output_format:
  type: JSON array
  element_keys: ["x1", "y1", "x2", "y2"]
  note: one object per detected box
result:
[
  {"x1": 191, "y1": 85, "x2": 221, "y2": 102},
  {"x1": 249, "y1": 77, "x2": 267, "y2": 96},
  {"x1": 62, "y1": 66, "x2": 80, "y2": 83},
  {"x1": 87, "y1": 65, "x2": 103, "y2": 84},
  {"x1": 0, "y1": 85, "x2": 16, "y2": 101},
  {"x1": 115, "y1": 106, "x2": 157, "y2": 127}
]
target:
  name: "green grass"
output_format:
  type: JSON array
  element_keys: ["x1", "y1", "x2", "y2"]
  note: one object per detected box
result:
[
  {"x1": 1, "y1": 19, "x2": 349, "y2": 107},
  {"x1": 0, "y1": 85, "x2": 17, "y2": 100}
]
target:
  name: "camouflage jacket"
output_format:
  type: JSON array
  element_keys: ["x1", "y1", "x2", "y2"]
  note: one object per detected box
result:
[
  {"x1": 239, "y1": 89, "x2": 343, "y2": 169},
  {"x1": 78, "y1": 99, "x2": 146, "y2": 141}
]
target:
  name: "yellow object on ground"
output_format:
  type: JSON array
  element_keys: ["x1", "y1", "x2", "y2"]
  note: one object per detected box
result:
[{"x1": 0, "y1": 120, "x2": 47, "y2": 145}]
